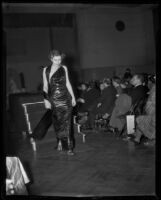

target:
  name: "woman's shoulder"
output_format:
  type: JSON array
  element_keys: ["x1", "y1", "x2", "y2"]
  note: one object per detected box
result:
[
  {"x1": 44, "y1": 65, "x2": 52, "y2": 73},
  {"x1": 62, "y1": 65, "x2": 67, "y2": 70},
  {"x1": 62, "y1": 65, "x2": 69, "y2": 74},
  {"x1": 43, "y1": 65, "x2": 51, "y2": 70}
]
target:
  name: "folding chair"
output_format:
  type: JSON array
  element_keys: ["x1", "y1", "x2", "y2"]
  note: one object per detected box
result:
[
  {"x1": 118, "y1": 97, "x2": 147, "y2": 138},
  {"x1": 22, "y1": 101, "x2": 46, "y2": 151},
  {"x1": 73, "y1": 115, "x2": 86, "y2": 143}
]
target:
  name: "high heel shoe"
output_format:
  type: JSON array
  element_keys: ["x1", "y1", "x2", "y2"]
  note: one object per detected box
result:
[
  {"x1": 57, "y1": 140, "x2": 63, "y2": 151},
  {"x1": 67, "y1": 150, "x2": 75, "y2": 156}
]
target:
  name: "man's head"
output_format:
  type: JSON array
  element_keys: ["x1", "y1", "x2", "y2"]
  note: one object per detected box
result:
[
  {"x1": 81, "y1": 83, "x2": 88, "y2": 91},
  {"x1": 125, "y1": 68, "x2": 131, "y2": 73},
  {"x1": 100, "y1": 82, "x2": 105, "y2": 91},
  {"x1": 112, "y1": 76, "x2": 121, "y2": 88},
  {"x1": 103, "y1": 78, "x2": 111, "y2": 88},
  {"x1": 130, "y1": 74, "x2": 144, "y2": 87},
  {"x1": 120, "y1": 80, "x2": 127, "y2": 89}
]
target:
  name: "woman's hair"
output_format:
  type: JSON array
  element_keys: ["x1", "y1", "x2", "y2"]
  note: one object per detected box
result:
[{"x1": 48, "y1": 50, "x2": 66, "y2": 60}]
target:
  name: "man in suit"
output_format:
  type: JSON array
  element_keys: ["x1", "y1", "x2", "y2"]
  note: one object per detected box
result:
[
  {"x1": 78, "y1": 82, "x2": 100, "y2": 113},
  {"x1": 108, "y1": 74, "x2": 148, "y2": 135},
  {"x1": 87, "y1": 79, "x2": 117, "y2": 129},
  {"x1": 128, "y1": 74, "x2": 148, "y2": 106}
]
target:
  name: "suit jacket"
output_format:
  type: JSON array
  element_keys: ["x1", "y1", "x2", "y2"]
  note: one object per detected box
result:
[
  {"x1": 92, "y1": 85, "x2": 117, "y2": 115},
  {"x1": 128, "y1": 85, "x2": 147, "y2": 105},
  {"x1": 79, "y1": 88, "x2": 100, "y2": 112}
]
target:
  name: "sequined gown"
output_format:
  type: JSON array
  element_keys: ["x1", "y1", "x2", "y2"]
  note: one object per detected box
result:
[{"x1": 46, "y1": 65, "x2": 73, "y2": 150}]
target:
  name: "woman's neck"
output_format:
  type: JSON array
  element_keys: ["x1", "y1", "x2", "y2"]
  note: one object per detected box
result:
[{"x1": 51, "y1": 64, "x2": 61, "y2": 70}]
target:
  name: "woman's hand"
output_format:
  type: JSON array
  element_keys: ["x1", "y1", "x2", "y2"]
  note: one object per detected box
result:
[
  {"x1": 44, "y1": 99, "x2": 51, "y2": 109},
  {"x1": 72, "y1": 98, "x2": 76, "y2": 107}
]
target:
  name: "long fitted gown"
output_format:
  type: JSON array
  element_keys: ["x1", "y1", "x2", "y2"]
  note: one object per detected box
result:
[{"x1": 45, "y1": 65, "x2": 73, "y2": 149}]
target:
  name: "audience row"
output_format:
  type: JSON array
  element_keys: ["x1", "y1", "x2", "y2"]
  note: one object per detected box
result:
[{"x1": 74, "y1": 72, "x2": 156, "y2": 146}]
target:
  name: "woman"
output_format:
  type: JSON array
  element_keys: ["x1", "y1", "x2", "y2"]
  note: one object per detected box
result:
[
  {"x1": 109, "y1": 90, "x2": 132, "y2": 134},
  {"x1": 131, "y1": 84, "x2": 155, "y2": 145},
  {"x1": 43, "y1": 50, "x2": 76, "y2": 155},
  {"x1": 112, "y1": 76, "x2": 122, "y2": 97}
]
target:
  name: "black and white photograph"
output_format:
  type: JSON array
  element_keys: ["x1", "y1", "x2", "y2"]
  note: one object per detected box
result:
[{"x1": 2, "y1": 2, "x2": 159, "y2": 199}]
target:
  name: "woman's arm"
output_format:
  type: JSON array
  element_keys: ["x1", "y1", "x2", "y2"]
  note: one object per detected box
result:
[
  {"x1": 43, "y1": 67, "x2": 48, "y2": 93},
  {"x1": 43, "y1": 67, "x2": 51, "y2": 109},
  {"x1": 63, "y1": 66, "x2": 76, "y2": 107}
]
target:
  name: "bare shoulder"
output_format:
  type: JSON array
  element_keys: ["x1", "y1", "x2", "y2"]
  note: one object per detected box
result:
[
  {"x1": 62, "y1": 65, "x2": 67, "y2": 70},
  {"x1": 62, "y1": 65, "x2": 68, "y2": 74},
  {"x1": 43, "y1": 66, "x2": 47, "y2": 72}
]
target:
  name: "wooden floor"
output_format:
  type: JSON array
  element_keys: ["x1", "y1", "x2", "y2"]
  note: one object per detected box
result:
[{"x1": 5, "y1": 127, "x2": 155, "y2": 197}]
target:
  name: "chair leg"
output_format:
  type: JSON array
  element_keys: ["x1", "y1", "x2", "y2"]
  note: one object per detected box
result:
[{"x1": 77, "y1": 124, "x2": 86, "y2": 143}]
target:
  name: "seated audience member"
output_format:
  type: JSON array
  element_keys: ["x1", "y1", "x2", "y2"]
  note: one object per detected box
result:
[
  {"x1": 78, "y1": 82, "x2": 88, "y2": 96},
  {"x1": 112, "y1": 76, "x2": 122, "y2": 97},
  {"x1": 99, "y1": 81, "x2": 105, "y2": 93},
  {"x1": 76, "y1": 82, "x2": 87, "y2": 99},
  {"x1": 131, "y1": 84, "x2": 155, "y2": 145},
  {"x1": 123, "y1": 68, "x2": 132, "y2": 82},
  {"x1": 123, "y1": 79, "x2": 133, "y2": 94},
  {"x1": 128, "y1": 74, "x2": 148, "y2": 106},
  {"x1": 142, "y1": 73, "x2": 149, "y2": 86},
  {"x1": 87, "y1": 78, "x2": 117, "y2": 129},
  {"x1": 77, "y1": 81, "x2": 100, "y2": 113},
  {"x1": 120, "y1": 79, "x2": 131, "y2": 94},
  {"x1": 75, "y1": 83, "x2": 88, "y2": 113},
  {"x1": 77, "y1": 83, "x2": 88, "y2": 104},
  {"x1": 108, "y1": 83, "x2": 132, "y2": 134}
]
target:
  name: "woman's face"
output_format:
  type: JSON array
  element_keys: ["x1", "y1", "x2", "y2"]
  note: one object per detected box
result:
[{"x1": 51, "y1": 55, "x2": 62, "y2": 66}]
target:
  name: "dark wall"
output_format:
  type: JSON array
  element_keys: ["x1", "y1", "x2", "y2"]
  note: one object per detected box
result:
[
  {"x1": 77, "y1": 9, "x2": 156, "y2": 69},
  {"x1": 5, "y1": 13, "x2": 80, "y2": 92},
  {"x1": 4, "y1": 7, "x2": 157, "y2": 92}
]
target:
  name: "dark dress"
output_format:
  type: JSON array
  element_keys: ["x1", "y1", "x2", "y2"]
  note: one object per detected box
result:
[{"x1": 46, "y1": 65, "x2": 73, "y2": 149}]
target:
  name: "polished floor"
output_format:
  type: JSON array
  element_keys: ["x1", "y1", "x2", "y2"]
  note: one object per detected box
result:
[{"x1": 5, "y1": 126, "x2": 155, "y2": 197}]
